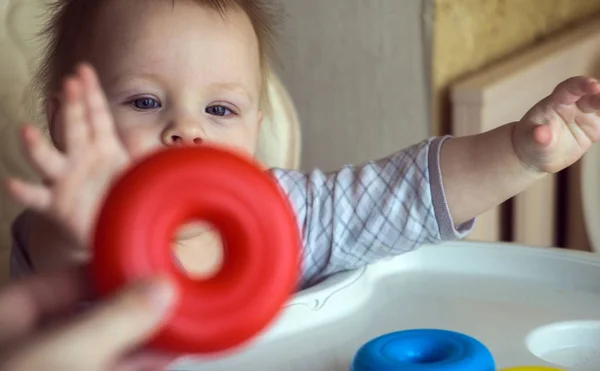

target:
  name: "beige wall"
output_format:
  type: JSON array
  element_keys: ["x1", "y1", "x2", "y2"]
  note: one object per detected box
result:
[
  {"x1": 433, "y1": 0, "x2": 600, "y2": 135},
  {"x1": 276, "y1": 0, "x2": 600, "y2": 168},
  {"x1": 276, "y1": 0, "x2": 434, "y2": 171}
]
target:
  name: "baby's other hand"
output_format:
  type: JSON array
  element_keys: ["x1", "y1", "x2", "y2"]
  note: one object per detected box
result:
[
  {"x1": 512, "y1": 76, "x2": 600, "y2": 174},
  {"x1": 5, "y1": 63, "x2": 131, "y2": 249}
]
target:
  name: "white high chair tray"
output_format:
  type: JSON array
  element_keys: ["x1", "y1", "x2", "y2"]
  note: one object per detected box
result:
[{"x1": 170, "y1": 241, "x2": 600, "y2": 370}]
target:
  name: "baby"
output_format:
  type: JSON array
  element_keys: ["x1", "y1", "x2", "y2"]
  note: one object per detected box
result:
[{"x1": 5, "y1": 0, "x2": 600, "y2": 291}]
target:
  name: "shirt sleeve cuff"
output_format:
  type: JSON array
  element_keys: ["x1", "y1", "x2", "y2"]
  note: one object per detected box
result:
[{"x1": 428, "y1": 136, "x2": 475, "y2": 240}]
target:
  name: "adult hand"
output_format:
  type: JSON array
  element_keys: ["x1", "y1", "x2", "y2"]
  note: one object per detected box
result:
[{"x1": 0, "y1": 266, "x2": 179, "y2": 371}]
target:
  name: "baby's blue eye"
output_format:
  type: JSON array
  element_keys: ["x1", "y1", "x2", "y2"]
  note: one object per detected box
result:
[
  {"x1": 132, "y1": 98, "x2": 161, "y2": 110},
  {"x1": 206, "y1": 105, "x2": 232, "y2": 117}
]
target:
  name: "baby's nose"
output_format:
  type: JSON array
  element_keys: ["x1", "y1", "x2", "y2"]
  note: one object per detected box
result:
[
  {"x1": 168, "y1": 134, "x2": 203, "y2": 146},
  {"x1": 162, "y1": 122, "x2": 204, "y2": 146}
]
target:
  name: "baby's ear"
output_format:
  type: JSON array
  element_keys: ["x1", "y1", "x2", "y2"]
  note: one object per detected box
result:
[{"x1": 46, "y1": 96, "x2": 64, "y2": 151}]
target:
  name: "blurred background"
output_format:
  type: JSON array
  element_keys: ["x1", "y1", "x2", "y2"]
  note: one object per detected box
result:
[{"x1": 1, "y1": 0, "x2": 600, "y2": 284}]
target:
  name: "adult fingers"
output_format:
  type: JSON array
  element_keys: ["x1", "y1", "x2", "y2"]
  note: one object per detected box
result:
[
  {"x1": 113, "y1": 351, "x2": 178, "y2": 371},
  {"x1": 1, "y1": 276, "x2": 178, "y2": 371},
  {"x1": 37, "y1": 276, "x2": 177, "y2": 367},
  {"x1": 0, "y1": 266, "x2": 91, "y2": 346}
]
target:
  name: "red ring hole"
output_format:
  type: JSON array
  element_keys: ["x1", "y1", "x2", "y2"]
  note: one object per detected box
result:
[
  {"x1": 91, "y1": 145, "x2": 300, "y2": 354},
  {"x1": 173, "y1": 221, "x2": 224, "y2": 279}
]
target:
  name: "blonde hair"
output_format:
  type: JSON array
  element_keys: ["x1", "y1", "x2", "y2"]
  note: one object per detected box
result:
[{"x1": 34, "y1": 0, "x2": 281, "y2": 108}]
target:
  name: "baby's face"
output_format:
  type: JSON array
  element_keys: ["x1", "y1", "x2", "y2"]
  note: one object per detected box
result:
[
  {"x1": 86, "y1": 0, "x2": 263, "y2": 158},
  {"x1": 60, "y1": 0, "x2": 264, "y2": 242}
]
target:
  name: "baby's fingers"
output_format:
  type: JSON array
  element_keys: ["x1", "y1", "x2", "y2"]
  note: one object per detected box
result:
[
  {"x1": 551, "y1": 76, "x2": 600, "y2": 106},
  {"x1": 61, "y1": 76, "x2": 90, "y2": 155},
  {"x1": 4, "y1": 178, "x2": 51, "y2": 211},
  {"x1": 78, "y1": 64, "x2": 117, "y2": 141},
  {"x1": 19, "y1": 124, "x2": 66, "y2": 181},
  {"x1": 575, "y1": 93, "x2": 600, "y2": 114}
]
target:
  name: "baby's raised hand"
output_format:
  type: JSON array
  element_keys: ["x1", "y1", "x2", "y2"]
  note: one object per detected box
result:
[
  {"x1": 512, "y1": 76, "x2": 600, "y2": 173},
  {"x1": 5, "y1": 64, "x2": 131, "y2": 249}
]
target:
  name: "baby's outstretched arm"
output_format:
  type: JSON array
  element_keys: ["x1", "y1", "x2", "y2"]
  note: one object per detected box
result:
[
  {"x1": 5, "y1": 64, "x2": 131, "y2": 274},
  {"x1": 274, "y1": 76, "x2": 599, "y2": 288},
  {"x1": 441, "y1": 76, "x2": 600, "y2": 225}
]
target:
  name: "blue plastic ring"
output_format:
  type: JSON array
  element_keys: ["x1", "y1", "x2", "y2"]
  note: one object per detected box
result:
[{"x1": 350, "y1": 329, "x2": 495, "y2": 371}]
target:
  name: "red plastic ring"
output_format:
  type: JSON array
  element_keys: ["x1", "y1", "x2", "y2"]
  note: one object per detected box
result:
[{"x1": 91, "y1": 145, "x2": 300, "y2": 354}]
